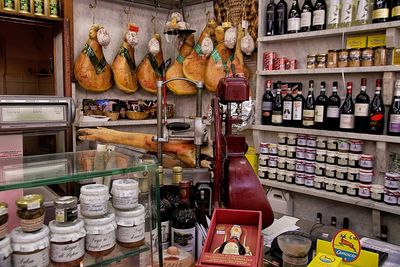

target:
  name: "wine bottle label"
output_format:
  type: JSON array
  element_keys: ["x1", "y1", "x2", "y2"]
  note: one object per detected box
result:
[
  {"x1": 262, "y1": 101, "x2": 273, "y2": 111},
  {"x1": 171, "y1": 227, "x2": 196, "y2": 258},
  {"x1": 372, "y1": 8, "x2": 389, "y2": 19},
  {"x1": 328, "y1": 0, "x2": 340, "y2": 24},
  {"x1": 341, "y1": 0, "x2": 353, "y2": 23},
  {"x1": 340, "y1": 114, "x2": 355, "y2": 129},
  {"x1": 293, "y1": 101, "x2": 303, "y2": 120},
  {"x1": 283, "y1": 102, "x2": 293, "y2": 120},
  {"x1": 313, "y1": 10, "x2": 326, "y2": 26},
  {"x1": 315, "y1": 105, "x2": 325, "y2": 122},
  {"x1": 327, "y1": 107, "x2": 340, "y2": 118},
  {"x1": 356, "y1": 0, "x2": 369, "y2": 21},
  {"x1": 161, "y1": 220, "x2": 170, "y2": 243},
  {"x1": 389, "y1": 114, "x2": 400, "y2": 132},
  {"x1": 272, "y1": 114, "x2": 283, "y2": 123},
  {"x1": 301, "y1": 12, "x2": 312, "y2": 27},
  {"x1": 303, "y1": 110, "x2": 315, "y2": 126},
  {"x1": 355, "y1": 103, "x2": 369, "y2": 116},
  {"x1": 288, "y1": 17, "x2": 301, "y2": 31},
  {"x1": 392, "y1": 6, "x2": 400, "y2": 17}
]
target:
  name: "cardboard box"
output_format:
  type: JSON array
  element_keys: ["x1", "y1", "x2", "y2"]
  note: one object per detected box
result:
[
  {"x1": 346, "y1": 36, "x2": 367, "y2": 49},
  {"x1": 196, "y1": 208, "x2": 263, "y2": 267},
  {"x1": 367, "y1": 34, "x2": 386, "y2": 48},
  {"x1": 308, "y1": 253, "x2": 343, "y2": 267}
]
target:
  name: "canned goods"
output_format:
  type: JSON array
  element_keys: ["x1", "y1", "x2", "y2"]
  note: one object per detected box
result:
[
  {"x1": 316, "y1": 54, "x2": 327, "y2": 68},
  {"x1": 34, "y1": 0, "x2": 45, "y2": 15},
  {"x1": 19, "y1": 0, "x2": 31, "y2": 13},
  {"x1": 49, "y1": 0, "x2": 60, "y2": 18},
  {"x1": 305, "y1": 175, "x2": 314, "y2": 187},
  {"x1": 359, "y1": 184, "x2": 371, "y2": 198},
  {"x1": 263, "y1": 52, "x2": 277, "y2": 71},
  {"x1": 338, "y1": 49, "x2": 349, "y2": 68},
  {"x1": 360, "y1": 154, "x2": 374, "y2": 170},
  {"x1": 307, "y1": 55, "x2": 317, "y2": 69},
  {"x1": 274, "y1": 57, "x2": 287, "y2": 70},
  {"x1": 288, "y1": 59, "x2": 297, "y2": 70},
  {"x1": 327, "y1": 50, "x2": 338, "y2": 68},
  {"x1": 384, "y1": 173, "x2": 400, "y2": 190}
]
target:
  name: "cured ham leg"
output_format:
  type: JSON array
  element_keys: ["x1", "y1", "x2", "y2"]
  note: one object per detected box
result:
[
  {"x1": 166, "y1": 34, "x2": 197, "y2": 95},
  {"x1": 182, "y1": 20, "x2": 217, "y2": 82},
  {"x1": 74, "y1": 24, "x2": 113, "y2": 92},
  {"x1": 204, "y1": 26, "x2": 232, "y2": 93},
  {"x1": 231, "y1": 27, "x2": 250, "y2": 79}
]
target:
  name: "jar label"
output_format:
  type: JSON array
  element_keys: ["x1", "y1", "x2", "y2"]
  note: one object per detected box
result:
[
  {"x1": 86, "y1": 230, "x2": 116, "y2": 252},
  {"x1": 372, "y1": 8, "x2": 389, "y2": 19},
  {"x1": 171, "y1": 227, "x2": 196, "y2": 258},
  {"x1": 272, "y1": 114, "x2": 283, "y2": 124},
  {"x1": 283, "y1": 102, "x2": 293, "y2": 120},
  {"x1": 19, "y1": 0, "x2": 30, "y2": 12},
  {"x1": 359, "y1": 188, "x2": 371, "y2": 197},
  {"x1": 307, "y1": 139, "x2": 317, "y2": 147},
  {"x1": 302, "y1": 110, "x2": 315, "y2": 126},
  {"x1": 20, "y1": 214, "x2": 44, "y2": 232},
  {"x1": 295, "y1": 176, "x2": 305, "y2": 185},
  {"x1": 347, "y1": 188, "x2": 357, "y2": 196},
  {"x1": 34, "y1": 0, "x2": 44, "y2": 14},
  {"x1": 315, "y1": 106, "x2": 325, "y2": 123},
  {"x1": 80, "y1": 201, "x2": 108, "y2": 217},
  {"x1": 51, "y1": 238, "x2": 84, "y2": 263},
  {"x1": 301, "y1": 12, "x2": 312, "y2": 28},
  {"x1": 326, "y1": 184, "x2": 335, "y2": 191},
  {"x1": 313, "y1": 10, "x2": 325, "y2": 26},
  {"x1": 326, "y1": 169, "x2": 335, "y2": 177},
  {"x1": 288, "y1": 17, "x2": 300, "y2": 32},
  {"x1": 296, "y1": 163, "x2": 305, "y2": 172},
  {"x1": 355, "y1": 103, "x2": 369, "y2": 117},
  {"x1": 305, "y1": 152, "x2": 316, "y2": 161},
  {"x1": 385, "y1": 179, "x2": 400, "y2": 189},
  {"x1": 327, "y1": 0, "x2": 340, "y2": 24},
  {"x1": 315, "y1": 168, "x2": 324, "y2": 176},
  {"x1": 389, "y1": 114, "x2": 400, "y2": 133},
  {"x1": 340, "y1": 114, "x2": 355, "y2": 129},
  {"x1": 350, "y1": 143, "x2": 362, "y2": 152},
  {"x1": 305, "y1": 179, "x2": 314, "y2": 187},
  {"x1": 277, "y1": 174, "x2": 285, "y2": 181},
  {"x1": 297, "y1": 138, "x2": 307, "y2": 146},
  {"x1": 260, "y1": 147, "x2": 269, "y2": 154},
  {"x1": 360, "y1": 160, "x2": 373, "y2": 168},
  {"x1": 161, "y1": 220, "x2": 170, "y2": 243},
  {"x1": 0, "y1": 255, "x2": 11, "y2": 267},
  {"x1": 13, "y1": 246, "x2": 49, "y2": 267},
  {"x1": 113, "y1": 196, "x2": 138, "y2": 209},
  {"x1": 392, "y1": 6, "x2": 400, "y2": 17},
  {"x1": 117, "y1": 223, "x2": 145, "y2": 243},
  {"x1": 384, "y1": 194, "x2": 397, "y2": 204},
  {"x1": 338, "y1": 158, "x2": 348, "y2": 166},
  {"x1": 316, "y1": 154, "x2": 326, "y2": 162}
]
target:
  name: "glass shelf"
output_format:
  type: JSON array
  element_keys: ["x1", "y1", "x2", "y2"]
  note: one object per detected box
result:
[{"x1": 0, "y1": 149, "x2": 158, "y2": 191}]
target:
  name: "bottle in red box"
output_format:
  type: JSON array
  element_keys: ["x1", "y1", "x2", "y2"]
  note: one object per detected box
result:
[{"x1": 218, "y1": 225, "x2": 247, "y2": 255}]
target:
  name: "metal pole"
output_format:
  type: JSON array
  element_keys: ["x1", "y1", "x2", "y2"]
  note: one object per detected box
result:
[
  {"x1": 156, "y1": 80, "x2": 163, "y2": 165},
  {"x1": 195, "y1": 81, "x2": 203, "y2": 168}
]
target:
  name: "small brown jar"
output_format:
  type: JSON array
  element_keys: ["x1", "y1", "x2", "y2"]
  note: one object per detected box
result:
[
  {"x1": 374, "y1": 46, "x2": 387, "y2": 66},
  {"x1": 307, "y1": 55, "x2": 317, "y2": 69},
  {"x1": 338, "y1": 49, "x2": 349, "y2": 67},
  {"x1": 0, "y1": 202, "x2": 8, "y2": 240},
  {"x1": 16, "y1": 194, "x2": 45, "y2": 232},
  {"x1": 317, "y1": 54, "x2": 327, "y2": 68},
  {"x1": 361, "y1": 47, "x2": 374, "y2": 66},
  {"x1": 349, "y1": 49, "x2": 361, "y2": 67},
  {"x1": 327, "y1": 50, "x2": 338, "y2": 68}
]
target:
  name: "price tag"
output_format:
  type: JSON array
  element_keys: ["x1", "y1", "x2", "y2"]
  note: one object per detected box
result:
[{"x1": 242, "y1": 20, "x2": 249, "y2": 29}]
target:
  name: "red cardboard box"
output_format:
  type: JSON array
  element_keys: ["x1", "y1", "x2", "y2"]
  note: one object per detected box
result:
[{"x1": 196, "y1": 208, "x2": 263, "y2": 267}]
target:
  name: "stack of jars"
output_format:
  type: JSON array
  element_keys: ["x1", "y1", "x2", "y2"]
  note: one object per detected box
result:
[{"x1": 383, "y1": 173, "x2": 400, "y2": 205}]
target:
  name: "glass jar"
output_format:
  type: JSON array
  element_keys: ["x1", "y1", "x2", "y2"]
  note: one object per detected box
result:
[
  {"x1": 0, "y1": 202, "x2": 8, "y2": 240},
  {"x1": 338, "y1": 139, "x2": 350, "y2": 152},
  {"x1": 384, "y1": 189, "x2": 398, "y2": 205},
  {"x1": 258, "y1": 166, "x2": 268, "y2": 179},
  {"x1": 297, "y1": 135, "x2": 307, "y2": 147},
  {"x1": 115, "y1": 204, "x2": 146, "y2": 248},
  {"x1": 287, "y1": 145, "x2": 296, "y2": 158},
  {"x1": 306, "y1": 136, "x2": 317, "y2": 148},
  {"x1": 305, "y1": 175, "x2": 314, "y2": 187},
  {"x1": 338, "y1": 49, "x2": 349, "y2": 68},
  {"x1": 349, "y1": 140, "x2": 363, "y2": 154},
  {"x1": 287, "y1": 134, "x2": 297, "y2": 146},
  {"x1": 316, "y1": 136, "x2": 328, "y2": 149},
  {"x1": 337, "y1": 152, "x2": 349, "y2": 166},
  {"x1": 359, "y1": 169, "x2": 374, "y2": 184},
  {"x1": 260, "y1": 142, "x2": 269, "y2": 155},
  {"x1": 49, "y1": 219, "x2": 86, "y2": 265},
  {"x1": 371, "y1": 185, "x2": 385, "y2": 202},
  {"x1": 111, "y1": 179, "x2": 139, "y2": 210},
  {"x1": 361, "y1": 47, "x2": 374, "y2": 67},
  {"x1": 326, "y1": 150, "x2": 337, "y2": 164},
  {"x1": 295, "y1": 160, "x2": 305, "y2": 173},
  {"x1": 55, "y1": 196, "x2": 78, "y2": 224},
  {"x1": 347, "y1": 182, "x2": 358, "y2": 196},
  {"x1": 277, "y1": 157, "x2": 287, "y2": 169},
  {"x1": 374, "y1": 46, "x2": 387, "y2": 66},
  {"x1": 278, "y1": 133, "x2": 288, "y2": 144},
  {"x1": 268, "y1": 167, "x2": 277, "y2": 180},
  {"x1": 268, "y1": 155, "x2": 278, "y2": 168},
  {"x1": 347, "y1": 168, "x2": 360, "y2": 182},
  {"x1": 325, "y1": 164, "x2": 336, "y2": 178},
  {"x1": 360, "y1": 154, "x2": 374, "y2": 170},
  {"x1": 269, "y1": 144, "x2": 278, "y2": 155},
  {"x1": 317, "y1": 54, "x2": 327, "y2": 68},
  {"x1": 11, "y1": 226, "x2": 50, "y2": 267},
  {"x1": 305, "y1": 148, "x2": 316, "y2": 161},
  {"x1": 286, "y1": 159, "x2": 296, "y2": 171},
  {"x1": 316, "y1": 149, "x2": 327, "y2": 163},
  {"x1": 336, "y1": 166, "x2": 348, "y2": 180},
  {"x1": 296, "y1": 147, "x2": 306, "y2": 159},
  {"x1": 384, "y1": 173, "x2": 400, "y2": 190},
  {"x1": 314, "y1": 176, "x2": 325, "y2": 190},
  {"x1": 305, "y1": 161, "x2": 315, "y2": 174},
  {"x1": 315, "y1": 162, "x2": 326, "y2": 176},
  {"x1": 307, "y1": 55, "x2": 317, "y2": 69},
  {"x1": 327, "y1": 138, "x2": 338, "y2": 150},
  {"x1": 359, "y1": 184, "x2": 372, "y2": 199},
  {"x1": 286, "y1": 171, "x2": 295, "y2": 184},
  {"x1": 348, "y1": 153, "x2": 360, "y2": 168},
  {"x1": 80, "y1": 184, "x2": 110, "y2": 218},
  {"x1": 277, "y1": 169, "x2": 286, "y2": 182},
  {"x1": 0, "y1": 235, "x2": 12, "y2": 267},
  {"x1": 259, "y1": 154, "x2": 268, "y2": 167},
  {"x1": 278, "y1": 145, "x2": 287, "y2": 157},
  {"x1": 325, "y1": 179, "x2": 335, "y2": 192},
  {"x1": 84, "y1": 212, "x2": 117, "y2": 256},
  {"x1": 349, "y1": 49, "x2": 361, "y2": 67},
  {"x1": 335, "y1": 180, "x2": 347, "y2": 194},
  {"x1": 295, "y1": 173, "x2": 305, "y2": 185},
  {"x1": 327, "y1": 50, "x2": 338, "y2": 68},
  {"x1": 16, "y1": 194, "x2": 45, "y2": 232}
]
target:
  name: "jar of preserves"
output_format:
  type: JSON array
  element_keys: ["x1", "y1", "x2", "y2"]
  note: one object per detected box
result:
[
  {"x1": 360, "y1": 154, "x2": 374, "y2": 170},
  {"x1": 317, "y1": 54, "x2": 327, "y2": 68},
  {"x1": 335, "y1": 180, "x2": 347, "y2": 194},
  {"x1": 268, "y1": 144, "x2": 278, "y2": 155},
  {"x1": 314, "y1": 176, "x2": 325, "y2": 190},
  {"x1": 327, "y1": 50, "x2": 338, "y2": 68},
  {"x1": 268, "y1": 167, "x2": 277, "y2": 180},
  {"x1": 327, "y1": 138, "x2": 338, "y2": 150},
  {"x1": 307, "y1": 55, "x2": 317, "y2": 69},
  {"x1": 258, "y1": 166, "x2": 268, "y2": 179},
  {"x1": 0, "y1": 202, "x2": 8, "y2": 240},
  {"x1": 305, "y1": 175, "x2": 314, "y2": 187},
  {"x1": 338, "y1": 49, "x2": 349, "y2": 68},
  {"x1": 115, "y1": 204, "x2": 146, "y2": 248},
  {"x1": 259, "y1": 154, "x2": 268, "y2": 167},
  {"x1": 49, "y1": 219, "x2": 86, "y2": 266},
  {"x1": 295, "y1": 160, "x2": 305, "y2": 173},
  {"x1": 297, "y1": 135, "x2": 307, "y2": 147},
  {"x1": 305, "y1": 148, "x2": 316, "y2": 161},
  {"x1": 277, "y1": 169, "x2": 286, "y2": 182},
  {"x1": 336, "y1": 166, "x2": 348, "y2": 180},
  {"x1": 277, "y1": 157, "x2": 287, "y2": 169},
  {"x1": 325, "y1": 179, "x2": 335, "y2": 192},
  {"x1": 316, "y1": 149, "x2": 327, "y2": 163},
  {"x1": 16, "y1": 194, "x2": 45, "y2": 232},
  {"x1": 361, "y1": 47, "x2": 374, "y2": 67},
  {"x1": 0, "y1": 235, "x2": 11, "y2": 267},
  {"x1": 346, "y1": 182, "x2": 358, "y2": 196},
  {"x1": 326, "y1": 150, "x2": 337, "y2": 164},
  {"x1": 337, "y1": 152, "x2": 349, "y2": 166},
  {"x1": 359, "y1": 184, "x2": 372, "y2": 198},
  {"x1": 111, "y1": 179, "x2": 139, "y2": 210},
  {"x1": 296, "y1": 147, "x2": 306, "y2": 159},
  {"x1": 349, "y1": 49, "x2": 361, "y2": 67},
  {"x1": 384, "y1": 173, "x2": 400, "y2": 190},
  {"x1": 371, "y1": 185, "x2": 385, "y2": 202},
  {"x1": 315, "y1": 162, "x2": 325, "y2": 176},
  {"x1": 306, "y1": 136, "x2": 317, "y2": 147},
  {"x1": 84, "y1": 212, "x2": 117, "y2": 256},
  {"x1": 295, "y1": 173, "x2": 305, "y2": 185},
  {"x1": 347, "y1": 168, "x2": 360, "y2": 182},
  {"x1": 55, "y1": 196, "x2": 78, "y2": 224},
  {"x1": 80, "y1": 184, "x2": 110, "y2": 218},
  {"x1": 286, "y1": 158, "x2": 296, "y2": 171},
  {"x1": 374, "y1": 46, "x2": 387, "y2": 66},
  {"x1": 278, "y1": 133, "x2": 288, "y2": 144},
  {"x1": 277, "y1": 145, "x2": 287, "y2": 157},
  {"x1": 11, "y1": 226, "x2": 50, "y2": 267},
  {"x1": 260, "y1": 142, "x2": 269, "y2": 155},
  {"x1": 305, "y1": 161, "x2": 315, "y2": 174},
  {"x1": 348, "y1": 153, "x2": 361, "y2": 167},
  {"x1": 316, "y1": 136, "x2": 328, "y2": 149},
  {"x1": 359, "y1": 169, "x2": 374, "y2": 183},
  {"x1": 287, "y1": 145, "x2": 296, "y2": 158},
  {"x1": 349, "y1": 140, "x2": 363, "y2": 153},
  {"x1": 384, "y1": 189, "x2": 398, "y2": 205},
  {"x1": 285, "y1": 171, "x2": 295, "y2": 184},
  {"x1": 338, "y1": 139, "x2": 350, "y2": 152},
  {"x1": 287, "y1": 134, "x2": 297, "y2": 146},
  {"x1": 325, "y1": 164, "x2": 336, "y2": 178},
  {"x1": 268, "y1": 155, "x2": 278, "y2": 168}
]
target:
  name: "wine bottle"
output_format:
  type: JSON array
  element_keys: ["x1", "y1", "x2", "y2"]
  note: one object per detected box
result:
[
  {"x1": 369, "y1": 79, "x2": 385, "y2": 134},
  {"x1": 388, "y1": 80, "x2": 400, "y2": 136},
  {"x1": 288, "y1": 0, "x2": 301, "y2": 33},
  {"x1": 315, "y1": 81, "x2": 328, "y2": 129},
  {"x1": 171, "y1": 180, "x2": 197, "y2": 258},
  {"x1": 276, "y1": 0, "x2": 288, "y2": 34},
  {"x1": 283, "y1": 87, "x2": 294, "y2": 126},
  {"x1": 166, "y1": 166, "x2": 183, "y2": 211},
  {"x1": 327, "y1": 0, "x2": 340, "y2": 28},
  {"x1": 293, "y1": 84, "x2": 305, "y2": 127},
  {"x1": 340, "y1": 0, "x2": 355, "y2": 27},
  {"x1": 372, "y1": 0, "x2": 390, "y2": 23},
  {"x1": 218, "y1": 225, "x2": 247, "y2": 255},
  {"x1": 159, "y1": 167, "x2": 172, "y2": 248},
  {"x1": 392, "y1": 0, "x2": 400, "y2": 20},
  {"x1": 326, "y1": 81, "x2": 341, "y2": 130},
  {"x1": 339, "y1": 82, "x2": 355, "y2": 132},
  {"x1": 262, "y1": 80, "x2": 274, "y2": 125},
  {"x1": 303, "y1": 80, "x2": 315, "y2": 128},
  {"x1": 272, "y1": 87, "x2": 283, "y2": 125},
  {"x1": 266, "y1": 0, "x2": 277, "y2": 35},
  {"x1": 355, "y1": 78, "x2": 370, "y2": 133},
  {"x1": 300, "y1": 0, "x2": 313, "y2": 31},
  {"x1": 354, "y1": 0, "x2": 371, "y2": 25},
  {"x1": 313, "y1": 0, "x2": 327, "y2": 30}
]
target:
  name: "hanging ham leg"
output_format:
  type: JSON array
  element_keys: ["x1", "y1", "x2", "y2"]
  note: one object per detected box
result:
[{"x1": 231, "y1": 27, "x2": 250, "y2": 79}]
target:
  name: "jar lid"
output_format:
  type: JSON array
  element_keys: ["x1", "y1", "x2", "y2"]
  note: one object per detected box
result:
[
  {"x1": 287, "y1": 134, "x2": 297, "y2": 138},
  {"x1": 11, "y1": 226, "x2": 50, "y2": 253},
  {"x1": 360, "y1": 169, "x2": 373, "y2": 173},
  {"x1": 277, "y1": 157, "x2": 287, "y2": 162},
  {"x1": 49, "y1": 219, "x2": 86, "y2": 242},
  {"x1": 269, "y1": 143, "x2": 277, "y2": 148},
  {"x1": 314, "y1": 176, "x2": 324, "y2": 181},
  {"x1": 316, "y1": 149, "x2": 327, "y2": 154},
  {"x1": 327, "y1": 150, "x2": 337, "y2": 155},
  {"x1": 336, "y1": 180, "x2": 346, "y2": 185},
  {"x1": 316, "y1": 136, "x2": 328, "y2": 140},
  {"x1": 306, "y1": 148, "x2": 316, "y2": 152},
  {"x1": 316, "y1": 162, "x2": 326, "y2": 167},
  {"x1": 55, "y1": 196, "x2": 77, "y2": 207},
  {"x1": 350, "y1": 139, "x2": 363, "y2": 143},
  {"x1": 328, "y1": 49, "x2": 338, "y2": 52},
  {"x1": 305, "y1": 161, "x2": 315, "y2": 166},
  {"x1": 277, "y1": 169, "x2": 286, "y2": 174},
  {"x1": 0, "y1": 202, "x2": 7, "y2": 216},
  {"x1": 269, "y1": 155, "x2": 278, "y2": 159},
  {"x1": 295, "y1": 173, "x2": 305, "y2": 177},
  {"x1": 326, "y1": 164, "x2": 336, "y2": 169},
  {"x1": 327, "y1": 137, "x2": 337, "y2": 141},
  {"x1": 287, "y1": 146, "x2": 296, "y2": 151},
  {"x1": 286, "y1": 171, "x2": 295, "y2": 176},
  {"x1": 277, "y1": 144, "x2": 287, "y2": 148},
  {"x1": 325, "y1": 179, "x2": 335, "y2": 184},
  {"x1": 308, "y1": 55, "x2": 316, "y2": 57},
  {"x1": 259, "y1": 166, "x2": 268, "y2": 171},
  {"x1": 297, "y1": 134, "x2": 306, "y2": 138},
  {"x1": 308, "y1": 135, "x2": 316, "y2": 139},
  {"x1": 338, "y1": 166, "x2": 348, "y2": 171},
  {"x1": 115, "y1": 204, "x2": 145, "y2": 218},
  {"x1": 269, "y1": 168, "x2": 277, "y2": 173},
  {"x1": 260, "y1": 142, "x2": 268, "y2": 147},
  {"x1": 385, "y1": 172, "x2": 400, "y2": 179},
  {"x1": 173, "y1": 166, "x2": 183, "y2": 173},
  {"x1": 360, "y1": 154, "x2": 374, "y2": 159},
  {"x1": 81, "y1": 184, "x2": 109, "y2": 196},
  {"x1": 84, "y1": 212, "x2": 115, "y2": 226},
  {"x1": 337, "y1": 152, "x2": 349, "y2": 156},
  {"x1": 317, "y1": 53, "x2": 327, "y2": 56},
  {"x1": 295, "y1": 160, "x2": 304, "y2": 163},
  {"x1": 347, "y1": 182, "x2": 358, "y2": 187},
  {"x1": 112, "y1": 179, "x2": 139, "y2": 191},
  {"x1": 305, "y1": 175, "x2": 314, "y2": 179},
  {"x1": 385, "y1": 188, "x2": 397, "y2": 194},
  {"x1": 16, "y1": 194, "x2": 44, "y2": 209}
]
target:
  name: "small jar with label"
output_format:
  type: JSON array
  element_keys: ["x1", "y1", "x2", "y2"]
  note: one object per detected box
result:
[
  {"x1": 326, "y1": 150, "x2": 337, "y2": 164},
  {"x1": 306, "y1": 136, "x2": 317, "y2": 148},
  {"x1": 384, "y1": 189, "x2": 398, "y2": 205},
  {"x1": 317, "y1": 54, "x2": 327, "y2": 68},
  {"x1": 11, "y1": 226, "x2": 50, "y2": 267},
  {"x1": 336, "y1": 166, "x2": 348, "y2": 180},
  {"x1": 314, "y1": 176, "x2": 325, "y2": 190},
  {"x1": 268, "y1": 156, "x2": 278, "y2": 168},
  {"x1": 305, "y1": 161, "x2": 315, "y2": 174},
  {"x1": 316, "y1": 149, "x2": 327, "y2": 163},
  {"x1": 359, "y1": 169, "x2": 374, "y2": 184},
  {"x1": 305, "y1": 148, "x2": 316, "y2": 161},
  {"x1": 84, "y1": 212, "x2": 117, "y2": 256},
  {"x1": 359, "y1": 184, "x2": 372, "y2": 199},
  {"x1": 316, "y1": 136, "x2": 328, "y2": 149},
  {"x1": 258, "y1": 167, "x2": 268, "y2": 179},
  {"x1": 16, "y1": 194, "x2": 45, "y2": 232},
  {"x1": 327, "y1": 50, "x2": 338, "y2": 68},
  {"x1": 55, "y1": 196, "x2": 78, "y2": 224},
  {"x1": 49, "y1": 219, "x2": 86, "y2": 266},
  {"x1": 361, "y1": 47, "x2": 374, "y2": 67},
  {"x1": 287, "y1": 134, "x2": 297, "y2": 146},
  {"x1": 278, "y1": 133, "x2": 288, "y2": 144},
  {"x1": 277, "y1": 157, "x2": 287, "y2": 169},
  {"x1": 325, "y1": 179, "x2": 335, "y2": 192},
  {"x1": 374, "y1": 46, "x2": 387, "y2": 66},
  {"x1": 285, "y1": 171, "x2": 295, "y2": 184},
  {"x1": 259, "y1": 154, "x2": 268, "y2": 167},
  {"x1": 296, "y1": 147, "x2": 306, "y2": 159},
  {"x1": 305, "y1": 175, "x2": 314, "y2": 187},
  {"x1": 350, "y1": 140, "x2": 363, "y2": 154},
  {"x1": 335, "y1": 180, "x2": 347, "y2": 194},
  {"x1": 260, "y1": 142, "x2": 269, "y2": 155},
  {"x1": 347, "y1": 168, "x2": 360, "y2": 182},
  {"x1": 338, "y1": 49, "x2": 349, "y2": 68},
  {"x1": 327, "y1": 138, "x2": 338, "y2": 150},
  {"x1": 0, "y1": 202, "x2": 8, "y2": 240},
  {"x1": 286, "y1": 159, "x2": 296, "y2": 171},
  {"x1": 307, "y1": 55, "x2": 317, "y2": 69},
  {"x1": 295, "y1": 173, "x2": 305, "y2": 185},
  {"x1": 337, "y1": 152, "x2": 349, "y2": 166},
  {"x1": 268, "y1": 144, "x2": 278, "y2": 155},
  {"x1": 295, "y1": 160, "x2": 305, "y2": 173},
  {"x1": 115, "y1": 204, "x2": 145, "y2": 248},
  {"x1": 80, "y1": 184, "x2": 110, "y2": 218},
  {"x1": 346, "y1": 182, "x2": 358, "y2": 196},
  {"x1": 111, "y1": 179, "x2": 139, "y2": 210},
  {"x1": 349, "y1": 49, "x2": 361, "y2": 67},
  {"x1": 360, "y1": 154, "x2": 374, "y2": 170},
  {"x1": 287, "y1": 145, "x2": 296, "y2": 158},
  {"x1": 371, "y1": 185, "x2": 385, "y2": 202},
  {"x1": 277, "y1": 169, "x2": 286, "y2": 182},
  {"x1": 268, "y1": 167, "x2": 277, "y2": 180},
  {"x1": 297, "y1": 135, "x2": 307, "y2": 147},
  {"x1": 315, "y1": 162, "x2": 325, "y2": 176},
  {"x1": 348, "y1": 153, "x2": 361, "y2": 167},
  {"x1": 0, "y1": 235, "x2": 12, "y2": 267},
  {"x1": 278, "y1": 145, "x2": 287, "y2": 157},
  {"x1": 325, "y1": 164, "x2": 336, "y2": 178},
  {"x1": 338, "y1": 139, "x2": 350, "y2": 152},
  {"x1": 384, "y1": 173, "x2": 400, "y2": 190}
]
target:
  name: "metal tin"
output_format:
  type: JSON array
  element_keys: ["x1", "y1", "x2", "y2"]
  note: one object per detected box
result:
[
  {"x1": 263, "y1": 52, "x2": 277, "y2": 71},
  {"x1": 307, "y1": 55, "x2": 317, "y2": 69},
  {"x1": 316, "y1": 54, "x2": 327, "y2": 68},
  {"x1": 274, "y1": 57, "x2": 287, "y2": 70},
  {"x1": 19, "y1": 0, "x2": 31, "y2": 13},
  {"x1": 288, "y1": 59, "x2": 297, "y2": 70},
  {"x1": 49, "y1": 0, "x2": 59, "y2": 18},
  {"x1": 34, "y1": 0, "x2": 45, "y2": 15}
]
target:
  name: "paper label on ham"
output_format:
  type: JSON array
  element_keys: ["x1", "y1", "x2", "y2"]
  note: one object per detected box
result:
[{"x1": 82, "y1": 44, "x2": 107, "y2": 74}]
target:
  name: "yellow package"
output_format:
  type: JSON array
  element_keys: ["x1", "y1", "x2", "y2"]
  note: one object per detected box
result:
[
  {"x1": 346, "y1": 36, "x2": 367, "y2": 49},
  {"x1": 308, "y1": 253, "x2": 343, "y2": 267},
  {"x1": 245, "y1": 146, "x2": 258, "y2": 173},
  {"x1": 367, "y1": 34, "x2": 386, "y2": 48}
]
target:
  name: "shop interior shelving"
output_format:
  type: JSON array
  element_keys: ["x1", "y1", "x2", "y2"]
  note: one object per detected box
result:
[
  {"x1": 75, "y1": 117, "x2": 187, "y2": 128},
  {"x1": 257, "y1": 66, "x2": 400, "y2": 76}
]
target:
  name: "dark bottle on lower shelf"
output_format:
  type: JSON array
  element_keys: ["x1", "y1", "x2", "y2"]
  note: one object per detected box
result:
[
  {"x1": 165, "y1": 166, "x2": 183, "y2": 211},
  {"x1": 369, "y1": 79, "x2": 385, "y2": 135},
  {"x1": 339, "y1": 82, "x2": 355, "y2": 132},
  {"x1": 272, "y1": 86, "x2": 283, "y2": 126},
  {"x1": 315, "y1": 81, "x2": 328, "y2": 129},
  {"x1": 326, "y1": 81, "x2": 341, "y2": 130},
  {"x1": 388, "y1": 80, "x2": 400, "y2": 136},
  {"x1": 276, "y1": 0, "x2": 288, "y2": 34},
  {"x1": 292, "y1": 84, "x2": 305, "y2": 128},
  {"x1": 159, "y1": 167, "x2": 172, "y2": 248},
  {"x1": 266, "y1": 0, "x2": 277, "y2": 35},
  {"x1": 283, "y1": 87, "x2": 294, "y2": 126},
  {"x1": 354, "y1": 78, "x2": 370, "y2": 133},
  {"x1": 262, "y1": 80, "x2": 274, "y2": 125},
  {"x1": 303, "y1": 80, "x2": 315, "y2": 128}
]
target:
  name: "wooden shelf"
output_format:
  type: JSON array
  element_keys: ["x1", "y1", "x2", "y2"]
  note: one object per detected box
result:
[
  {"x1": 260, "y1": 179, "x2": 400, "y2": 215},
  {"x1": 251, "y1": 124, "x2": 400, "y2": 143},
  {"x1": 257, "y1": 66, "x2": 400, "y2": 76},
  {"x1": 258, "y1": 21, "x2": 400, "y2": 43},
  {"x1": 75, "y1": 118, "x2": 187, "y2": 128}
]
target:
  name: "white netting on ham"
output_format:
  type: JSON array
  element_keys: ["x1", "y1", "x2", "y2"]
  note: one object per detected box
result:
[
  {"x1": 126, "y1": 31, "x2": 138, "y2": 47},
  {"x1": 224, "y1": 27, "x2": 237, "y2": 49},
  {"x1": 201, "y1": 37, "x2": 214, "y2": 56},
  {"x1": 97, "y1": 27, "x2": 111, "y2": 47},
  {"x1": 148, "y1": 38, "x2": 160, "y2": 56},
  {"x1": 241, "y1": 32, "x2": 255, "y2": 55}
]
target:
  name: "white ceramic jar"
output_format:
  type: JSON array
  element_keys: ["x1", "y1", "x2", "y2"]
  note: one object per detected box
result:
[
  {"x1": 258, "y1": 166, "x2": 268, "y2": 179},
  {"x1": 259, "y1": 154, "x2": 268, "y2": 166},
  {"x1": 277, "y1": 169, "x2": 286, "y2": 182},
  {"x1": 111, "y1": 179, "x2": 139, "y2": 210},
  {"x1": 346, "y1": 182, "x2": 359, "y2": 196},
  {"x1": 80, "y1": 184, "x2": 110, "y2": 217},
  {"x1": 0, "y1": 235, "x2": 12, "y2": 267},
  {"x1": 371, "y1": 185, "x2": 385, "y2": 202},
  {"x1": 115, "y1": 204, "x2": 146, "y2": 248},
  {"x1": 11, "y1": 226, "x2": 50, "y2": 267},
  {"x1": 84, "y1": 212, "x2": 117, "y2": 255}
]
